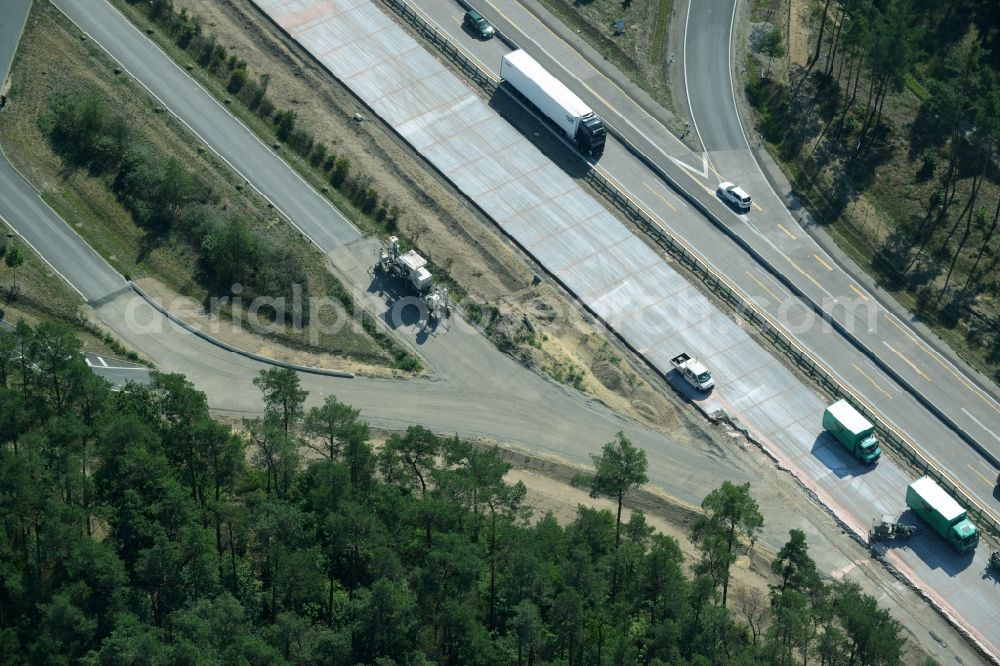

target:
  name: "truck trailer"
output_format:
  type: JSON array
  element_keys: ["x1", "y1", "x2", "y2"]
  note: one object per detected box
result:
[
  {"x1": 822, "y1": 400, "x2": 881, "y2": 463},
  {"x1": 905, "y1": 476, "x2": 979, "y2": 553},
  {"x1": 500, "y1": 49, "x2": 607, "y2": 158}
]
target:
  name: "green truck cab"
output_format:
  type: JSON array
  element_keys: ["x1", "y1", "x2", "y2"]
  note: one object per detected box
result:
[
  {"x1": 822, "y1": 400, "x2": 881, "y2": 463},
  {"x1": 906, "y1": 476, "x2": 979, "y2": 553}
]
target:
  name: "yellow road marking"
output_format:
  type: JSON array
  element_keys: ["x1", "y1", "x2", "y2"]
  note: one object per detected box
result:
[
  {"x1": 813, "y1": 254, "x2": 833, "y2": 271},
  {"x1": 882, "y1": 313, "x2": 1000, "y2": 414},
  {"x1": 776, "y1": 223, "x2": 797, "y2": 240},
  {"x1": 746, "y1": 271, "x2": 782, "y2": 303},
  {"x1": 847, "y1": 283, "x2": 868, "y2": 301},
  {"x1": 882, "y1": 313, "x2": 922, "y2": 347},
  {"x1": 787, "y1": 259, "x2": 825, "y2": 292},
  {"x1": 687, "y1": 176, "x2": 717, "y2": 197},
  {"x1": 752, "y1": 200, "x2": 763, "y2": 211},
  {"x1": 926, "y1": 351, "x2": 980, "y2": 396},
  {"x1": 642, "y1": 181, "x2": 677, "y2": 212},
  {"x1": 852, "y1": 363, "x2": 893, "y2": 400},
  {"x1": 967, "y1": 464, "x2": 993, "y2": 486},
  {"x1": 883, "y1": 342, "x2": 932, "y2": 382}
]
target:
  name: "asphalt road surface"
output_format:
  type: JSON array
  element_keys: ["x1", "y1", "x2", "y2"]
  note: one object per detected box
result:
[
  {"x1": 0, "y1": 0, "x2": 31, "y2": 92},
  {"x1": 683, "y1": 0, "x2": 747, "y2": 151},
  {"x1": 2, "y1": 0, "x2": 127, "y2": 304},
  {"x1": 0, "y1": 156, "x2": 128, "y2": 303},
  {"x1": 83, "y1": 351, "x2": 151, "y2": 387}
]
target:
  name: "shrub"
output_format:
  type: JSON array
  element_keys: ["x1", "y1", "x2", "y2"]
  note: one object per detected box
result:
[
  {"x1": 361, "y1": 189, "x2": 378, "y2": 215},
  {"x1": 329, "y1": 157, "x2": 350, "y2": 187},
  {"x1": 175, "y1": 10, "x2": 200, "y2": 49},
  {"x1": 242, "y1": 74, "x2": 271, "y2": 113},
  {"x1": 197, "y1": 34, "x2": 217, "y2": 67},
  {"x1": 45, "y1": 92, "x2": 129, "y2": 173},
  {"x1": 288, "y1": 128, "x2": 313, "y2": 156},
  {"x1": 348, "y1": 172, "x2": 372, "y2": 199},
  {"x1": 113, "y1": 144, "x2": 160, "y2": 226},
  {"x1": 394, "y1": 353, "x2": 421, "y2": 372},
  {"x1": 209, "y1": 43, "x2": 227, "y2": 72},
  {"x1": 309, "y1": 143, "x2": 328, "y2": 168},
  {"x1": 149, "y1": 0, "x2": 172, "y2": 21},
  {"x1": 274, "y1": 109, "x2": 297, "y2": 141},
  {"x1": 228, "y1": 65, "x2": 248, "y2": 94},
  {"x1": 256, "y1": 97, "x2": 275, "y2": 120}
]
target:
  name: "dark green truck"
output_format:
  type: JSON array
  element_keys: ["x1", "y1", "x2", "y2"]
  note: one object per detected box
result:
[
  {"x1": 822, "y1": 400, "x2": 881, "y2": 463},
  {"x1": 906, "y1": 476, "x2": 979, "y2": 553}
]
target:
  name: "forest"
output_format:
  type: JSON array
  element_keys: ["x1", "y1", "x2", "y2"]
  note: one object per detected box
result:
[
  {"x1": 748, "y1": 0, "x2": 1000, "y2": 379},
  {"x1": 0, "y1": 320, "x2": 909, "y2": 664}
]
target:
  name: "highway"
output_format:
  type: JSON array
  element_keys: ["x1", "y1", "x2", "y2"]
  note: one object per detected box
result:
[
  {"x1": 411, "y1": 0, "x2": 1000, "y2": 522},
  {"x1": 683, "y1": 0, "x2": 747, "y2": 151},
  {"x1": 7, "y1": 0, "x2": 768, "y2": 505},
  {"x1": 0, "y1": 156, "x2": 128, "y2": 304},
  {"x1": 249, "y1": 0, "x2": 997, "y2": 654},
  {"x1": 54, "y1": 0, "x2": 362, "y2": 254},
  {"x1": 0, "y1": 0, "x2": 31, "y2": 94},
  {"x1": 0, "y1": 0, "x2": 993, "y2": 659}
]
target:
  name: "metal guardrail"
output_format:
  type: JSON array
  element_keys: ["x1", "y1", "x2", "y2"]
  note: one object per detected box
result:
[{"x1": 376, "y1": 0, "x2": 1000, "y2": 538}]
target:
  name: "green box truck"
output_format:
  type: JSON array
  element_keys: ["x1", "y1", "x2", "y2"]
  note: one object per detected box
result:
[
  {"x1": 822, "y1": 400, "x2": 881, "y2": 463},
  {"x1": 905, "y1": 476, "x2": 979, "y2": 553}
]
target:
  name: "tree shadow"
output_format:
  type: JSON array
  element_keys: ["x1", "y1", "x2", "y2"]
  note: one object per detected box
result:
[
  {"x1": 844, "y1": 127, "x2": 896, "y2": 190},
  {"x1": 871, "y1": 227, "x2": 943, "y2": 292},
  {"x1": 907, "y1": 103, "x2": 947, "y2": 161}
]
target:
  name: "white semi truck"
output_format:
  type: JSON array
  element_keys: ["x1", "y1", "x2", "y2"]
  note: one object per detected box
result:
[{"x1": 500, "y1": 49, "x2": 607, "y2": 158}]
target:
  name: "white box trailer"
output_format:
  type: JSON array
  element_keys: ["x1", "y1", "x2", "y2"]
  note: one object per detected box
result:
[
  {"x1": 398, "y1": 250, "x2": 433, "y2": 291},
  {"x1": 500, "y1": 49, "x2": 607, "y2": 157}
]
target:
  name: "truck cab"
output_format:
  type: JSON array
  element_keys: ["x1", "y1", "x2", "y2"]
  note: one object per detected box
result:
[
  {"x1": 850, "y1": 432, "x2": 881, "y2": 464},
  {"x1": 948, "y1": 519, "x2": 980, "y2": 553},
  {"x1": 576, "y1": 113, "x2": 607, "y2": 157}
]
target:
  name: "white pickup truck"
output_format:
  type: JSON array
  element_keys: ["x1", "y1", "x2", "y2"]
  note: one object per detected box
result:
[{"x1": 670, "y1": 353, "x2": 715, "y2": 392}]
